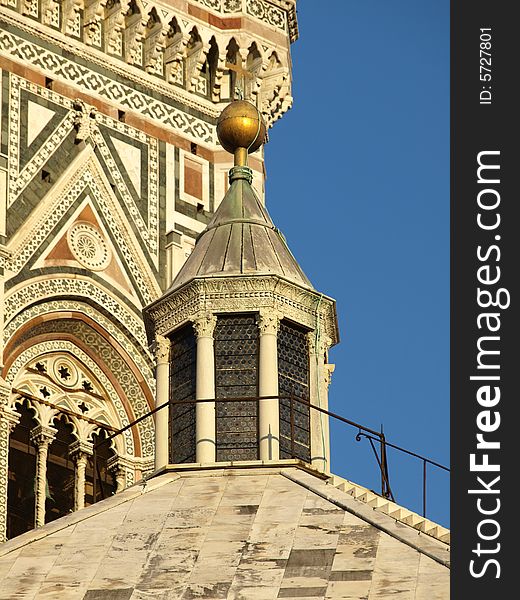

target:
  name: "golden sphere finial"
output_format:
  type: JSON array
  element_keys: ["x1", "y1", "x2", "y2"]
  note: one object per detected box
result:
[{"x1": 217, "y1": 100, "x2": 267, "y2": 165}]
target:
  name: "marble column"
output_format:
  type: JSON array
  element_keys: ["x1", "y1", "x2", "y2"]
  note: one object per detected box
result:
[
  {"x1": 309, "y1": 332, "x2": 333, "y2": 473},
  {"x1": 30, "y1": 424, "x2": 57, "y2": 528},
  {"x1": 257, "y1": 310, "x2": 280, "y2": 461},
  {"x1": 154, "y1": 335, "x2": 170, "y2": 470},
  {"x1": 0, "y1": 403, "x2": 20, "y2": 542},
  {"x1": 69, "y1": 440, "x2": 93, "y2": 511},
  {"x1": 193, "y1": 313, "x2": 217, "y2": 463}
]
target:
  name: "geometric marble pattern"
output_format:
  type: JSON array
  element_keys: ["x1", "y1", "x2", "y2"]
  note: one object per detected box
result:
[
  {"x1": 26, "y1": 101, "x2": 55, "y2": 146},
  {"x1": 7, "y1": 76, "x2": 75, "y2": 205},
  {"x1": 0, "y1": 467, "x2": 450, "y2": 599},
  {"x1": 0, "y1": 30, "x2": 215, "y2": 144},
  {"x1": 7, "y1": 74, "x2": 161, "y2": 266}
]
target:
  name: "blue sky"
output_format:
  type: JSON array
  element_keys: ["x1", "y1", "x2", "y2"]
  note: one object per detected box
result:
[{"x1": 264, "y1": 0, "x2": 450, "y2": 526}]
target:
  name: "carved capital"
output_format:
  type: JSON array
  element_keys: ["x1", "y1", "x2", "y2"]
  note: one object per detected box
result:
[
  {"x1": 323, "y1": 363, "x2": 335, "y2": 389},
  {"x1": 257, "y1": 310, "x2": 280, "y2": 336},
  {"x1": 192, "y1": 312, "x2": 217, "y2": 339},
  {"x1": 0, "y1": 408, "x2": 20, "y2": 436},
  {"x1": 308, "y1": 332, "x2": 332, "y2": 356},
  {"x1": 155, "y1": 334, "x2": 170, "y2": 364},
  {"x1": 107, "y1": 453, "x2": 135, "y2": 493},
  {"x1": 30, "y1": 424, "x2": 57, "y2": 446},
  {"x1": 69, "y1": 439, "x2": 94, "y2": 460}
]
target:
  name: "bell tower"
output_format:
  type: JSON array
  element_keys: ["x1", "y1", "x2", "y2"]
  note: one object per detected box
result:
[{"x1": 144, "y1": 100, "x2": 339, "y2": 473}]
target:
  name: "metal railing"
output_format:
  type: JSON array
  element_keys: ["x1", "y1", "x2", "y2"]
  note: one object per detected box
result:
[{"x1": 92, "y1": 393, "x2": 449, "y2": 519}]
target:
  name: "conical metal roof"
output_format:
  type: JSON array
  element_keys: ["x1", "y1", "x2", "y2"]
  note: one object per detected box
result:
[{"x1": 167, "y1": 166, "x2": 313, "y2": 292}]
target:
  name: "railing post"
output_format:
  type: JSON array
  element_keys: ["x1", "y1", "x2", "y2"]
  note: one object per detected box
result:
[
  {"x1": 290, "y1": 392, "x2": 295, "y2": 458},
  {"x1": 423, "y1": 459, "x2": 427, "y2": 518},
  {"x1": 92, "y1": 444, "x2": 97, "y2": 503}
]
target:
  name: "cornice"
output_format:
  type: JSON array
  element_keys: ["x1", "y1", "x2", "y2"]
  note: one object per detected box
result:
[
  {"x1": 0, "y1": 8, "x2": 222, "y2": 121},
  {"x1": 144, "y1": 275, "x2": 339, "y2": 346}
]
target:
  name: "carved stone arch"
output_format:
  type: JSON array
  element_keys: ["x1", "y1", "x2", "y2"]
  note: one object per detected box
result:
[
  {"x1": 185, "y1": 27, "x2": 208, "y2": 93},
  {"x1": 7, "y1": 349, "x2": 133, "y2": 454},
  {"x1": 3, "y1": 276, "x2": 151, "y2": 356},
  {"x1": 3, "y1": 299, "x2": 153, "y2": 384},
  {"x1": 164, "y1": 16, "x2": 189, "y2": 86},
  {"x1": 2, "y1": 308, "x2": 157, "y2": 469},
  {"x1": 104, "y1": 0, "x2": 126, "y2": 56},
  {"x1": 245, "y1": 41, "x2": 263, "y2": 102},
  {"x1": 143, "y1": 6, "x2": 168, "y2": 76},
  {"x1": 123, "y1": 0, "x2": 146, "y2": 66},
  {"x1": 222, "y1": 37, "x2": 240, "y2": 101},
  {"x1": 11, "y1": 396, "x2": 39, "y2": 426}
]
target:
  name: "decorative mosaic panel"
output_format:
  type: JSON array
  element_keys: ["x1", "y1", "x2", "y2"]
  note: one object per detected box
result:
[
  {"x1": 278, "y1": 320, "x2": 310, "y2": 462},
  {"x1": 169, "y1": 324, "x2": 197, "y2": 464},
  {"x1": 214, "y1": 314, "x2": 258, "y2": 461}
]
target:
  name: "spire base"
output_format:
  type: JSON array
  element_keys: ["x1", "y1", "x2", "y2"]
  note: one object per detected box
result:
[{"x1": 229, "y1": 166, "x2": 253, "y2": 184}]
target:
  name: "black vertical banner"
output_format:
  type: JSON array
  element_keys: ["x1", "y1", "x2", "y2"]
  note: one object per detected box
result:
[{"x1": 452, "y1": 2, "x2": 516, "y2": 598}]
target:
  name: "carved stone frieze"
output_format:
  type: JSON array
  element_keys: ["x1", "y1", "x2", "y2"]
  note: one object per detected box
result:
[
  {"x1": 146, "y1": 276, "x2": 339, "y2": 347},
  {"x1": 0, "y1": 0, "x2": 295, "y2": 126}
]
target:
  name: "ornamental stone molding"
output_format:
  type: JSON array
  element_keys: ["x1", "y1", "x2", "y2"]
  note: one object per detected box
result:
[
  {"x1": 0, "y1": 0, "x2": 296, "y2": 127},
  {"x1": 73, "y1": 99, "x2": 98, "y2": 143},
  {"x1": 144, "y1": 276, "x2": 339, "y2": 349}
]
